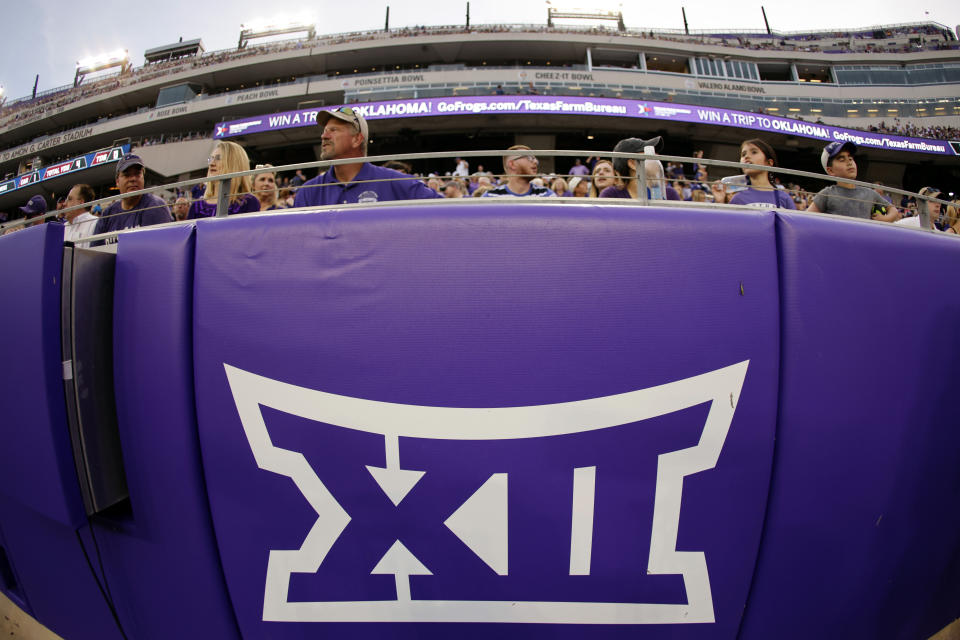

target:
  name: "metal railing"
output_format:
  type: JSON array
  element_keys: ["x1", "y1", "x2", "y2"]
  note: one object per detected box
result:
[{"x1": 2, "y1": 150, "x2": 956, "y2": 243}]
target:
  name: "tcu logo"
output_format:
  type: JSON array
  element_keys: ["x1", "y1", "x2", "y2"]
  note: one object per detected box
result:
[{"x1": 225, "y1": 360, "x2": 748, "y2": 625}]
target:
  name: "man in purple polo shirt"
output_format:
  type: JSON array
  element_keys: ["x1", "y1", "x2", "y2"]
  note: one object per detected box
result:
[{"x1": 293, "y1": 107, "x2": 441, "y2": 207}]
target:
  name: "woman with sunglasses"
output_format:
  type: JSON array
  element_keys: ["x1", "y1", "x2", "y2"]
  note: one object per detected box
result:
[{"x1": 188, "y1": 140, "x2": 261, "y2": 218}]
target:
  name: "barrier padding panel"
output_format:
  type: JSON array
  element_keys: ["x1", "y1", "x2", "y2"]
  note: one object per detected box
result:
[
  {"x1": 192, "y1": 203, "x2": 780, "y2": 639},
  {"x1": 0, "y1": 224, "x2": 121, "y2": 638},
  {"x1": 95, "y1": 225, "x2": 240, "y2": 639},
  {"x1": 740, "y1": 213, "x2": 960, "y2": 640},
  {"x1": 0, "y1": 223, "x2": 83, "y2": 527}
]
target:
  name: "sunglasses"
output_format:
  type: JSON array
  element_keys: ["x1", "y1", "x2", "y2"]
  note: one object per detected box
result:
[{"x1": 333, "y1": 106, "x2": 362, "y2": 128}]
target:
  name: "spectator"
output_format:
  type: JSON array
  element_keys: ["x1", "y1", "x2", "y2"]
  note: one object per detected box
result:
[
  {"x1": 897, "y1": 187, "x2": 949, "y2": 231},
  {"x1": 253, "y1": 164, "x2": 285, "y2": 211},
  {"x1": 873, "y1": 181, "x2": 893, "y2": 204},
  {"x1": 943, "y1": 199, "x2": 960, "y2": 235},
  {"x1": 290, "y1": 169, "x2": 307, "y2": 187},
  {"x1": 93, "y1": 154, "x2": 172, "y2": 238},
  {"x1": 483, "y1": 145, "x2": 555, "y2": 197},
  {"x1": 568, "y1": 158, "x2": 589, "y2": 177},
  {"x1": 807, "y1": 142, "x2": 899, "y2": 222},
  {"x1": 550, "y1": 177, "x2": 570, "y2": 197},
  {"x1": 601, "y1": 137, "x2": 678, "y2": 200},
  {"x1": 62, "y1": 184, "x2": 98, "y2": 243},
  {"x1": 589, "y1": 159, "x2": 616, "y2": 197},
  {"x1": 443, "y1": 180, "x2": 465, "y2": 198},
  {"x1": 171, "y1": 197, "x2": 190, "y2": 221},
  {"x1": 452, "y1": 158, "x2": 469, "y2": 177},
  {"x1": 294, "y1": 107, "x2": 441, "y2": 207},
  {"x1": 383, "y1": 160, "x2": 412, "y2": 174},
  {"x1": 2, "y1": 195, "x2": 47, "y2": 235},
  {"x1": 188, "y1": 141, "x2": 260, "y2": 219},
  {"x1": 20, "y1": 194, "x2": 48, "y2": 222},
  {"x1": 568, "y1": 176, "x2": 589, "y2": 197},
  {"x1": 711, "y1": 139, "x2": 796, "y2": 209},
  {"x1": 687, "y1": 149, "x2": 704, "y2": 179}
]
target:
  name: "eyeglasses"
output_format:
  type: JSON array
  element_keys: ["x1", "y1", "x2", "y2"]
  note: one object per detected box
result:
[{"x1": 207, "y1": 154, "x2": 222, "y2": 164}]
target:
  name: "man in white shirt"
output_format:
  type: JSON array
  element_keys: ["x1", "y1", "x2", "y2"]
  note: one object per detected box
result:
[{"x1": 62, "y1": 184, "x2": 99, "y2": 244}]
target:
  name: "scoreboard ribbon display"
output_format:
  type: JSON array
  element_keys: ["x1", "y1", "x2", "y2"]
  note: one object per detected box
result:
[{"x1": 0, "y1": 145, "x2": 129, "y2": 196}]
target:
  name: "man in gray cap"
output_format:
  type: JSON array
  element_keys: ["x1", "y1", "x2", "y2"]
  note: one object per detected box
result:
[
  {"x1": 293, "y1": 106, "x2": 440, "y2": 207},
  {"x1": 807, "y1": 141, "x2": 899, "y2": 222},
  {"x1": 92, "y1": 153, "x2": 172, "y2": 237}
]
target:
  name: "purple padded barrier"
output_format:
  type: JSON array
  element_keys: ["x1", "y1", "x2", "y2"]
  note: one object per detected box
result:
[
  {"x1": 192, "y1": 203, "x2": 780, "y2": 638},
  {"x1": 0, "y1": 224, "x2": 123, "y2": 638},
  {"x1": 93, "y1": 225, "x2": 241, "y2": 639},
  {"x1": 0, "y1": 223, "x2": 83, "y2": 527},
  {"x1": 740, "y1": 213, "x2": 960, "y2": 639}
]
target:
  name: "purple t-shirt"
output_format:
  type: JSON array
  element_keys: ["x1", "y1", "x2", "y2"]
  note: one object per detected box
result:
[
  {"x1": 729, "y1": 188, "x2": 797, "y2": 209},
  {"x1": 187, "y1": 193, "x2": 261, "y2": 219},
  {"x1": 93, "y1": 193, "x2": 172, "y2": 235},
  {"x1": 568, "y1": 164, "x2": 590, "y2": 176},
  {"x1": 293, "y1": 163, "x2": 441, "y2": 207}
]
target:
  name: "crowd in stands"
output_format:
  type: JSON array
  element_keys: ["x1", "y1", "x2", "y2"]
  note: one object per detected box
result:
[
  {"x1": 867, "y1": 120, "x2": 960, "y2": 141},
  {"x1": 3, "y1": 108, "x2": 957, "y2": 243}
]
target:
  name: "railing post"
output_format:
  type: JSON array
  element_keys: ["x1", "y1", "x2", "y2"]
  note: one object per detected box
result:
[
  {"x1": 215, "y1": 177, "x2": 230, "y2": 218},
  {"x1": 636, "y1": 155, "x2": 648, "y2": 205}
]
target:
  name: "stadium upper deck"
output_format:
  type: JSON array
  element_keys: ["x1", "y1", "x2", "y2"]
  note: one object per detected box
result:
[{"x1": 0, "y1": 19, "x2": 957, "y2": 204}]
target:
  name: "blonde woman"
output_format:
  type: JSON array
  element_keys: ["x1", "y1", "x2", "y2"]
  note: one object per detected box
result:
[
  {"x1": 253, "y1": 164, "x2": 285, "y2": 211},
  {"x1": 944, "y1": 199, "x2": 960, "y2": 235},
  {"x1": 589, "y1": 159, "x2": 616, "y2": 197},
  {"x1": 188, "y1": 140, "x2": 260, "y2": 218}
]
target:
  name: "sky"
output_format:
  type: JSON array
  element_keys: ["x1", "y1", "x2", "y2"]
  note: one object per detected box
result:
[{"x1": 2, "y1": 0, "x2": 958, "y2": 102}]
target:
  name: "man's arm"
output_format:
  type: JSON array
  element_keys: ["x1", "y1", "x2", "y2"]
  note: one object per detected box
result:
[
  {"x1": 404, "y1": 178, "x2": 444, "y2": 200},
  {"x1": 871, "y1": 203, "x2": 901, "y2": 222},
  {"x1": 807, "y1": 189, "x2": 827, "y2": 213}
]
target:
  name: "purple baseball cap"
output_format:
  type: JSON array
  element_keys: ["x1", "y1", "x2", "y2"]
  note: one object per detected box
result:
[
  {"x1": 116, "y1": 153, "x2": 145, "y2": 176},
  {"x1": 19, "y1": 194, "x2": 48, "y2": 216}
]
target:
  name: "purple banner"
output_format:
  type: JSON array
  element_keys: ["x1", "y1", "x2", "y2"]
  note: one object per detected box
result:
[{"x1": 213, "y1": 95, "x2": 956, "y2": 156}]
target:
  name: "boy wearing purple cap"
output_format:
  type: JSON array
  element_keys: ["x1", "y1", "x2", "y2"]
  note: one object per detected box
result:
[
  {"x1": 807, "y1": 141, "x2": 899, "y2": 222},
  {"x1": 92, "y1": 154, "x2": 172, "y2": 239}
]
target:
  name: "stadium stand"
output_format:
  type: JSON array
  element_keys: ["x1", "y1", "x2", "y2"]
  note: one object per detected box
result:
[{"x1": 0, "y1": 16, "x2": 957, "y2": 219}]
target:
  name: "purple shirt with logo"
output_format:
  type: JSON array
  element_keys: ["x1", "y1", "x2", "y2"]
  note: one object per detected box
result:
[
  {"x1": 293, "y1": 163, "x2": 442, "y2": 208},
  {"x1": 93, "y1": 193, "x2": 172, "y2": 235},
  {"x1": 729, "y1": 188, "x2": 797, "y2": 209}
]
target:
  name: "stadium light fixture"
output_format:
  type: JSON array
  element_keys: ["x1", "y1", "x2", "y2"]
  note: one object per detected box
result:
[
  {"x1": 238, "y1": 16, "x2": 316, "y2": 49},
  {"x1": 75, "y1": 49, "x2": 129, "y2": 87},
  {"x1": 546, "y1": 6, "x2": 626, "y2": 31}
]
